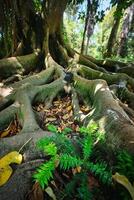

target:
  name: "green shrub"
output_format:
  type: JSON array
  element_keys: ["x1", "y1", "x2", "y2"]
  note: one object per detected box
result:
[{"x1": 33, "y1": 124, "x2": 112, "y2": 198}]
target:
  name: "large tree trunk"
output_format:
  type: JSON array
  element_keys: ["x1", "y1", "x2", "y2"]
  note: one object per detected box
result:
[
  {"x1": 104, "y1": 16, "x2": 121, "y2": 58},
  {"x1": 117, "y1": 3, "x2": 134, "y2": 57},
  {"x1": 81, "y1": 0, "x2": 97, "y2": 55},
  {"x1": 0, "y1": 0, "x2": 134, "y2": 199},
  {"x1": 104, "y1": 0, "x2": 123, "y2": 58}
]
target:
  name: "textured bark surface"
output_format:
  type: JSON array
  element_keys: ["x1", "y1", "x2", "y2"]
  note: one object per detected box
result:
[{"x1": 118, "y1": 3, "x2": 134, "y2": 57}]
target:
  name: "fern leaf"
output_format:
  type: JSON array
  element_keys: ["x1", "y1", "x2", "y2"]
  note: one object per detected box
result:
[
  {"x1": 77, "y1": 174, "x2": 93, "y2": 200},
  {"x1": 87, "y1": 162, "x2": 112, "y2": 185},
  {"x1": 36, "y1": 137, "x2": 52, "y2": 150},
  {"x1": 60, "y1": 154, "x2": 82, "y2": 170},
  {"x1": 33, "y1": 159, "x2": 55, "y2": 189},
  {"x1": 43, "y1": 142, "x2": 57, "y2": 156},
  {"x1": 116, "y1": 150, "x2": 134, "y2": 181},
  {"x1": 82, "y1": 135, "x2": 92, "y2": 160},
  {"x1": 47, "y1": 124, "x2": 58, "y2": 133}
]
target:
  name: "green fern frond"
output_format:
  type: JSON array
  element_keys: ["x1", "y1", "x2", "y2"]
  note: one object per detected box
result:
[
  {"x1": 87, "y1": 162, "x2": 112, "y2": 185},
  {"x1": 77, "y1": 184, "x2": 92, "y2": 200},
  {"x1": 62, "y1": 127, "x2": 72, "y2": 135},
  {"x1": 87, "y1": 122, "x2": 98, "y2": 134},
  {"x1": 36, "y1": 137, "x2": 52, "y2": 150},
  {"x1": 77, "y1": 174, "x2": 93, "y2": 200},
  {"x1": 82, "y1": 135, "x2": 93, "y2": 160},
  {"x1": 52, "y1": 134, "x2": 76, "y2": 155},
  {"x1": 116, "y1": 150, "x2": 134, "y2": 181},
  {"x1": 79, "y1": 126, "x2": 89, "y2": 134},
  {"x1": 64, "y1": 175, "x2": 78, "y2": 197},
  {"x1": 43, "y1": 142, "x2": 57, "y2": 156},
  {"x1": 33, "y1": 159, "x2": 55, "y2": 189},
  {"x1": 47, "y1": 124, "x2": 58, "y2": 133},
  {"x1": 80, "y1": 123, "x2": 98, "y2": 135},
  {"x1": 60, "y1": 154, "x2": 82, "y2": 170}
]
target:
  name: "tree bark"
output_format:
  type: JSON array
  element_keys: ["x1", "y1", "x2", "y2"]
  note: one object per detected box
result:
[{"x1": 117, "y1": 3, "x2": 134, "y2": 57}]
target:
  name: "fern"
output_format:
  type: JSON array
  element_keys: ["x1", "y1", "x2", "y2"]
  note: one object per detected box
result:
[
  {"x1": 87, "y1": 122, "x2": 98, "y2": 134},
  {"x1": 43, "y1": 142, "x2": 57, "y2": 156},
  {"x1": 36, "y1": 137, "x2": 53, "y2": 150},
  {"x1": 116, "y1": 150, "x2": 134, "y2": 181},
  {"x1": 87, "y1": 162, "x2": 112, "y2": 185},
  {"x1": 64, "y1": 174, "x2": 79, "y2": 197},
  {"x1": 60, "y1": 153, "x2": 82, "y2": 170},
  {"x1": 77, "y1": 182, "x2": 93, "y2": 200},
  {"x1": 62, "y1": 127, "x2": 72, "y2": 135},
  {"x1": 47, "y1": 124, "x2": 58, "y2": 133},
  {"x1": 33, "y1": 159, "x2": 55, "y2": 188},
  {"x1": 82, "y1": 134, "x2": 93, "y2": 160},
  {"x1": 34, "y1": 123, "x2": 112, "y2": 198},
  {"x1": 79, "y1": 122, "x2": 98, "y2": 135},
  {"x1": 76, "y1": 172, "x2": 93, "y2": 200}
]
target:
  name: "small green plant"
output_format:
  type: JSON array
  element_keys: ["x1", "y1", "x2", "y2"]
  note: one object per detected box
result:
[
  {"x1": 113, "y1": 150, "x2": 134, "y2": 200},
  {"x1": 33, "y1": 124, "x2": 112, "y2": 199},
  {"x1": 116, "y1": 150, "x2": 134, "y2": 182}
]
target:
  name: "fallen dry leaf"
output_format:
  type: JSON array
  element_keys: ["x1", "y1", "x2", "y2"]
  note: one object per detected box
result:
[
  {"x1": 0, "y1": 114, "x2": 21, "y2": 138},
  {"x1": 46, "y1": 117, "x2": 57, "y2": 122},
  {"x1": 72, "y1": 166, "x2": 81, "y2": 175},
  {"x1": 45, "y1": 186, "x2": 57, "y2": 200},
  {"x1": 27, "y1": 182, "x2": 44, "y2": 200}
]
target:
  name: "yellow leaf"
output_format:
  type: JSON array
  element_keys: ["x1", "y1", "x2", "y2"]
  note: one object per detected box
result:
[
  {"x1": 0, "y1": 151, "x2": 22, "y2": 186},
  {"x1": 72, "y1": 166, "x2": 81, "y2": 175},
  {"x1": 112, "y1": 172, "x2": 134, "y2": 200},
  {"x1": 0, "y1": 165, "x2": 13, "y2": 186},
  {"x1": 0, "y1": 151, "x2": 22, "y2": 167},
  {"x1": 0, "y1": 129, "x2": 10, "y2": 138},
  {"x1": 67, "y1": 105, "x2": 72, "y2": 111}
]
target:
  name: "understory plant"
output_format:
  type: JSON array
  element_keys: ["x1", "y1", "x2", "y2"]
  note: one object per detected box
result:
[
  {"x1": 113, "y1": 150, "x2": 134, "y2": 200},
  {"x1": 33, "y1": 123, "x2": 112, "y2": 199}
]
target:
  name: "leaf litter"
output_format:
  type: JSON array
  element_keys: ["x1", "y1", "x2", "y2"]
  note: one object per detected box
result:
[{"x1": 34, "y1": 95, "x2": 90, "y2": 133}]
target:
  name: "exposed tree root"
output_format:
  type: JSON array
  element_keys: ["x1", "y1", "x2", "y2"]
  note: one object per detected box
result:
[
  {"x1": 0, "y1": 159, "x2": 45, "y2": 200},
  {"x1": 73, "y1": 71, "x2": 134, "y2": 153},
  {"x1": 0, "y1": 53, "x2": 134, "y2": 199},
  {"x1": 78, "y1": 64, "x2": 134, "y2": 89},
  {"x1": 0, "y1": 50, "x2": 42, "y2": 79}
]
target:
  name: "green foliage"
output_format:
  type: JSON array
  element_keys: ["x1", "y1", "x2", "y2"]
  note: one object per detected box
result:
[
  {"x1": 77, "y1": 182, "x2": 93, "y2": 200},
  {"x1": 43, "y1": 143, "x2": 57, "y2": 156},
  {"x1": 33, "y1": 0, "x2": 42, "y2": 12},
  {"x1": 33, "y1": 159, "x2": 55, "y2": 188},
  {"x1": 62, "y1": 127, "x2": 72, "y2": 134},
  {"x1": 34, "y1": 124, "x2": 112, "y2": 199},
  {"x1": 82, "y1": 134, "x2": 92, "y2": 160},
  {"x1": 87, "y1": 162, "x2": 112, "y2": 185},
  {"x1": 116, "y1": 150, "x2": 134, "y2": 182},
  {"x1": 60, "y1": 154, "x2": 82, "y2": 170},
  {"x1": 47, "y1": 124, "x2": 58, "y2": 133},
  {"x1": 110, "y1": 150, "x2": 134, "y2": 200}
]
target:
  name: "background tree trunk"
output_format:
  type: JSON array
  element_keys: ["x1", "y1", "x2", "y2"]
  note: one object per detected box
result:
[{"x1": 117, "y1": 3, "x2": 134, "y2": 57}]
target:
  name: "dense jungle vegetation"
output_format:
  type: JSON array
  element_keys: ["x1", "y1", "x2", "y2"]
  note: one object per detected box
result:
[{"x1": 0, "y1": 0, "x2": 134, "y2": 199}]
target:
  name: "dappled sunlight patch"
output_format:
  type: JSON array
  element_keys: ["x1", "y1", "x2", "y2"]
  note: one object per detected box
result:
[
  {"x1": 100, "y1": 86, "x2": 110, "y2": 92},
  {"x1": 0, "y1": 86, "x2": 13, "y2": 97},
  {"x1": 99, "y1": 72, "x2": 104, "y2": 77},
  {"x1": 94, "y1": 83, "x2": 104, "y2": 94},
  {"x1": 107, "y1": 109, "x2": 119, "y2": 120},
  {"x1": 98, "y1": 116, "x2": 107, "y2": 133}
]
